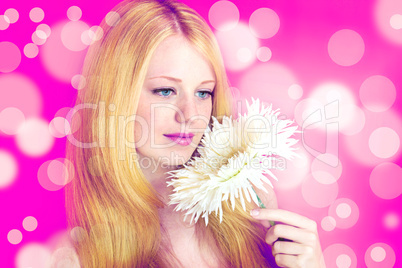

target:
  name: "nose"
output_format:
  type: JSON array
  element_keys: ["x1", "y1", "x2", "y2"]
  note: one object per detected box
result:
[{"x1": 175, "y1": 94, "x2": 198, "y2": 124}]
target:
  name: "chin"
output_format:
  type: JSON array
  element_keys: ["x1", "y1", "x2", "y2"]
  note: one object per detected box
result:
[{"x1": 157, "y1": 149, "x2": 194, "y2": 167}]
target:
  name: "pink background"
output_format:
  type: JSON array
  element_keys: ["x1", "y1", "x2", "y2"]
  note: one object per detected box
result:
[{"x1": 1, "y1": 0, "x2": 401, "y2": 267}]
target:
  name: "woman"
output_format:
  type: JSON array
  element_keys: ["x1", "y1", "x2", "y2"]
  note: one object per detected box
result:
[{"x1": 65, "y1": 0, "x2": 326, "y2": 267}]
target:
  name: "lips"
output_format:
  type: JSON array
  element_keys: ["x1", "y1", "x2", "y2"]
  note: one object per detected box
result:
[
  {"x1": 163, "y1": 133, "x2": 194, "y2": 138},
  {"x1": 163, "y1": 133, "x2": 194, "y2": 146}
]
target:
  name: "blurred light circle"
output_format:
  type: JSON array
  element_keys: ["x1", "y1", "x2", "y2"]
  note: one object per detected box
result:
[
  {"x1": 16, "y1": 243, "x2": 52, "y2": 268},
  {"x1": 22, "y1": 216, "x2": 38, "y2": 231},
  {"x1": 49, "y1": 116, "x2": 71, "y2": 138},
  {"x1": 328, "y1": 198, "x2": 359, "y2": 229},
  {"x1": 307, "y1": 83, "x2": 357, "y2": 133},
  {"x1": 256, "y1": 47, "x2": 272, "y2": 62},
  {"x1": 0, "y1": 41, "x2": 21, "y2": 73},
  {"x1": 390, "y1": 14, "x2": 402, "y2": 29},
  {"x1": 238, "y1": 62, "x2": 297, "y2": 116},
  {"x1": 294, "y1": 98, "x2": 322, "y2": 129},
  {"x1": 0, "y1": 150, "x2": 18, "y2": 189},
  {"x1": 41, "y1": 21, "x2": 89, "y2": 83},
  {"x1": 3, "y1": 15, "x2": 10, "y2": 23},
  {"x1": 288, "y1": 84, "x2": 303, "y2": 100},
  {"x1": 32, "y1": 31, "x2": 46, "y2": 45},
  {"x1": 371, "y1": 247, "x2": 386, "y2": 262},
  {"x1": 29, "y1": 7, "x2": 45, "y2": 23},
  {"x1": 87, "y1": 155, "x2": 104, "y2": 177},
  {"x1": 47, "y1": 158, "x2": 74, "y2": 186},
  {"x1": 61, "y1": 20, "x2": 90, "y2": 51},
  {"x1": 369, "y1": 127, "x2": 400, "y2": 158},
  {"x1": 321, "y1": 216, "x2": 337, "y2": 231},
  {"x1": 71, "y1": 74, "x2": 86, "y2": 90},
  {"x1": 208, "y1": 0, "x2": 239, "y2": 31},
  {"x1": 67, "y1": 6, "x2": 82, "y2": 21},
  {"x1": 5, "y1": 8, "x2": 19, "y2": 23},
  {"x1": 272, "y1": 149, "x2": 310, "y2": 190},
  {"x1": 317, "y1": 85, "x2": 339, "y2": 115},
  {"x1": 70, "y1": 226, "x2": 86, "y2": 242},
  {"x1": 0, "y1": 107, "x2": 25, "y2": 135},
  {"x1": 302, "y1": 174, "x2": 338, "y2": 208},
  {"x1": 215, "y1": 23, "x2": 259, "y2": 71},
  {"x1": 336, "y1": 254, "x2": 352, "y2": 268},
  {"x1": 35, "y1": 30, "x2": 47, "y2": 40},
  {"x1": 50, "y1": 247, "x2": 80, "y2": 268},
  {"x1": 300, "y1": 126, "x2": 340, "y2": 160},
  {"x1": 375, "y1": 0, "x2": 402, "y2": 44},
  {"x1": 237, "y1": 47, "x2": 253, "y2": 63},
  {"x1": 87, "y1": 26, "x2": 104, "y2": 43},
  {"x1": 24, "y1": 43, "x2": 39, "y2": 58},
  {"x1": 383, "y1": 212, "x2": 400, "y2": 230},
  {"x1": 365, "y1": 243, "x2": 395, "y2": 267},
  {"x1": 360, "y1": 75, "x2": 396, "y2": 112},
  {"x1": 81, "y1": 30, "x2": 92, "y2": 46},
  {"x1": 301, "y1": 104, "x2": 322, "y2": 130},
  {"x1": 344, "y1": 109, "x2": 402, "y2": 166},
  {"x1": 16, "y1": 118, "x2": 54, "y2": 157},
  {"x1": 340, "y1": 105, "x2": 365, "y2": 136},
  {"x1": 105, "y1": 11, "x2": 120, "y2": 27},
  {"x1": 55, "y1": 107, "x2": 81, "y2": 134},
  {"x1": 8, "y1": 229, "x2": 23, "y2": 245},
  {"x1": 0, "y1": 73, "x2": 42, "y2": 120},
  {"x1": 328, "y1": 29, "x2": 365, "y2": 66},
  {"x1": 37, "y1": 24, "x2": 51, "y2": 38},
  {"x1": 0, "y1": 15, "x2": 10, "y2": 30},
  {"x1": 370, "y1": 162, "x2": 402, "y2": 199},
  {"x1": 311, "y1": 153, "x2": 342, "y2": 184},
  {"x1": 249, "y1": 8, "x2": 280, "y2": 39},
  {"x1": 38, "y1": 160, "x2": 65, "y2": 191},
  {"x1": 336, "y1": 203, "x2": 352, "y2": 219},
  {"x1": 323, "y1": 243, "x2": 357, "y2": 268}
]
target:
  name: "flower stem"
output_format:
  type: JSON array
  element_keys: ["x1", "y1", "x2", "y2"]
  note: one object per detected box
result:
[{"x1": 249, "y1": 185, "x2": 275, "y2": 227}]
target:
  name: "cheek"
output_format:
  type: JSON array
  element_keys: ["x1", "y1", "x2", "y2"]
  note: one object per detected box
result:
[
  {"x1": 134, "y1": 102, "x2": 151, "y2": 142},
  {"x1": 196, "y1": 103, "x2": 213, "y2": 125}
]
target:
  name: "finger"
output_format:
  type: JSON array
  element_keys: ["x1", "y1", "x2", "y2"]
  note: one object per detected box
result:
[
  {"x1": 274, "y1": 254, "x2": 298, "y2": 268},
  {"x1": 251, "y1": 208, "x2": 317, "y2": 231},
  {"x1": 272, "y1": 241, "x2": 313, "y2": 256},
  {"x1": 265, "y1": 224, "x2": 318, "y2": 246},
  {"x1": 259, "y1": 219, "x2": 272, "y2": 229}
]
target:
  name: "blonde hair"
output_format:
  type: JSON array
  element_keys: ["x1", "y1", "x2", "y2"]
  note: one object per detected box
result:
[{"x1": 65, "y1": 0, "x2": 273, "y2": 267}]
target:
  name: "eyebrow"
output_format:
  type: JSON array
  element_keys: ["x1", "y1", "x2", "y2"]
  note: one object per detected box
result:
[{"x1": 149, "y1": 76, "x2": 215, "y2": 84}]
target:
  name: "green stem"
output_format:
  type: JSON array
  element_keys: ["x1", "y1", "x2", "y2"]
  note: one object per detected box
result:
[
  {"x1": 249, "y1": 183, "x2": 275, "y2": 227},
  {"x1": 249, "y1": 181, "x2": 288, "y2": 242}
]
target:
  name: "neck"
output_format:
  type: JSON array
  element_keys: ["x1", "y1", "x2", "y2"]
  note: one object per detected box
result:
[
  {"x1": 134, "y1": 153, "x2": 194, "y2": 226},
  {"x1": 135, "y1": 154, "x2": 179, "y2": 203}
]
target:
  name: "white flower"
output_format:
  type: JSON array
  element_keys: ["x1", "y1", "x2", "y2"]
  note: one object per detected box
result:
[{"x1": 166, "y1": 98, "x2": 299, "y2": 226}]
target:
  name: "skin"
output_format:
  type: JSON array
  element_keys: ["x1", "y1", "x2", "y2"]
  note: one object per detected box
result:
[
  {"x1": 135, "y1": 34, "x2": 215, "y2": 202},
  {"x1": 134, "y1": 34, "x2": 326, "y2": 268},
  {"x1": 251, "y1": 206, "x2": 327, "y2": 268},
  {"x1": 134, "y1": 34, "x2": 219, "y2": 267}
]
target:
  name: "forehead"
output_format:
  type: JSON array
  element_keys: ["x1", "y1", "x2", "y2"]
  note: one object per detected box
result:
[{"x1": 145, "y1": 35, "x2": 215, "y2": 80}]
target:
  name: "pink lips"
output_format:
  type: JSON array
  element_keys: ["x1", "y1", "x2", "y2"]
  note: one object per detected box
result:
[{"x1": 163, "y1": 133, "x2": 194, "y2": 146}]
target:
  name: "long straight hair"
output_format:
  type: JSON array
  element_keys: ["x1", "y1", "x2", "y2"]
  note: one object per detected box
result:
[{"x1": 65, "y1": 0, "x2": 273, "y2": 267}]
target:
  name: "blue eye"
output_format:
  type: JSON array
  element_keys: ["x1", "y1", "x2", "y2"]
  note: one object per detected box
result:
[
  {"x1": 153, "y1": 88, "x2": 174, "y2": 97},
  {"x1": 152, "y1": 88, "x2": 213, "y2": 99},
  {"x1": 197, "y1": 91, "x2": 213, "y2": 99}
]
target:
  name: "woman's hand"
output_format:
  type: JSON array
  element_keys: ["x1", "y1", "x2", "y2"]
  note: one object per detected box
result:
[{"x1": 251, "y1": 208, "x2": 326, "y2": 268}]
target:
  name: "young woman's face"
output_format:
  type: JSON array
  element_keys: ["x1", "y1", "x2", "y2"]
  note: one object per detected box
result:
[{"x1": 134, "y1": 35, "x2": 215, "y2": 170}]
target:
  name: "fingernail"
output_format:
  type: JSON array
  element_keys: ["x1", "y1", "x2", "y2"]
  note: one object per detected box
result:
[{"x1": 251, "y1": 209, "x2": 260, "y2": 216}]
